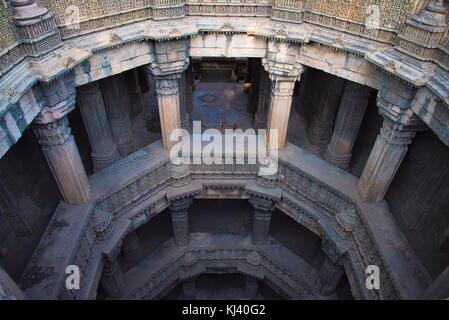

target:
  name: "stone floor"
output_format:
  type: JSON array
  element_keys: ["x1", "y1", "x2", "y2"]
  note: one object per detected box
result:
[
  {"x1": 191, "y1": 81, "x2": 254, "y2": 132},
  {"x1": 191, "y1": 80, "x2": 327, "y2": 158},
  {"x1": 130, "y1": 79, "x2": 377, "y2": 177}
]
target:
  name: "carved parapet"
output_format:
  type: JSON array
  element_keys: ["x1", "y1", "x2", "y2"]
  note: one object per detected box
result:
[
  {"x1": 10, "y1": 0, "x2": 61, "y2": 56},
  {"x1": 396, "y1": 0, "x2": 448, "y2": 61}
]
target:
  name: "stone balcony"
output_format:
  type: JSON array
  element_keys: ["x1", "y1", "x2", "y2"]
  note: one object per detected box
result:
[{"x1": 19, "y1": 138, "x2": 431, "y2": 300}]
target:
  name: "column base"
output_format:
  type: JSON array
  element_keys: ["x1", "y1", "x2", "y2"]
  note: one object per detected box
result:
[
  {"x1": 308, "y1": 122, "x2": 333, "y2": 145},
  {"x1": 323, "y1": 146, "x2": 351, "y2": 171},
  {"x1": 92, "y1": 148, "x2": 121, "y2": 172}
]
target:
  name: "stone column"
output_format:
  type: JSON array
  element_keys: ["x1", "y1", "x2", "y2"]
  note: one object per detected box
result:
[
  {"x1": 182, "y1": 278, "x2": 196, "y2": 300},
  {"x1": 155, "y1": 75, "x2": 182, "y2": 150},
  {"x1": 170, "y1": 197, "x2": 193, "y2": 246},
  {"x1": 249, "y1": 196, "x2": 275, "y2": 246},
  {"x1": 0, "y1": 177, "x2": 32, "y2": 237},
  {"x1": 77, "y1": 82, "x2": 120, "y2": 172},
  {"x1": 398, "y1": 151, "x2": 449, "y2": 233},
  {"x1": 247, "y1": 58, "x2": 261, "y2": 115},
  {"x1": 185, "y1": 62, "x2": 195, "y2": 114},
  {"x1": 126, "y1": 69, "x2": 145, "y2": 115},
  {"x1": 244, "y1": 277, "x2": 259, "y2": 299},
  {"x1": 357, "y1": 117, "x2": 423, "y2": 202},
  {"x1": 324, "y1": 81, "x2": 372, "y2": 170},
  {"x1": 317, "y1": 256, "x2": 345, "y2": 296},
  {"x1": 100, "y1": 74, "x2": 135, "y2": 157},
  {"x1": 122, "y1": 230, "x2": 143, "y2": 265},
  {"x1": 100, "y1": 259, "x2": 124, "y2": 299},
  {"x1": 255, "y1": 69, "x2": 271, "y2": 130},
  {"x1": 357, "y1": 76, "x2": 425, "y2": 203},
  {"x1": 308, "y1": 75, "x2": 345, "y2": 145},
  {"x1": 179, "y1": 72, "x2": 190, "y2": 131},
  {"x1": 266, "y1": 75, "x2": 298, "y2": 150},
  {"x1": 294, "y1": 68, "x2": 310, "y2": 117},
  {"x1": 34, "y1": 117, "x2": 91, "y2": 205}
]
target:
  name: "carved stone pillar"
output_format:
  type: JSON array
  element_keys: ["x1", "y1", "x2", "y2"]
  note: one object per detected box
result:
[
  {"x1": 255, "y1": 69, "x2": 271, "y2": 130},
  {"x1": 33, "y1": 75, "x2": 90, "y2": 205},
  {"x1": 100, "y1": 259, "x2": 124, "y2": 299},
  {"x1": 249, "y1": 196, "x2": 275, "y2": 246},
  {"x1": 100, "y1": 74, "x2": 135, "y2": 157},
  {"x1": 179, "y1": 72, "x2": 190, "y2": 131},
  {"x1": 77, "y1": 82, "x2": 120, "y2": 172},
  {"x1": 266, "y1": 75, "x2": 298, "y2": 150},
  {"x1": 308, "y1": 75, "x2": 345, "y2": 145},
  {"x1": 169, "y1": 197, "x2": 193, "y2": 246},
  {"x1": 244, "y1": 277, "x2": 259, "y2": 299},
  {"x1": 34, "y1": 117, "x2": 91, "y2": 204},
  {"x1": 155, "y1": 75, "x2": 182, "y2": 149},
  {"x1": 182, "y1": 278, "x2": 196, "y2": 300},
  {"x1": 144, "y1": 39, "x2": 189, "y2": 148},
  {"x1": 357, "y1": 76, "x2": 425, "y2": 202},
  {"x1": 122, "y1": 230, "x2": 143, "y2": 265},
  {"x1": 317, "y1": 256, "x2": 345, "y2": 296},
  {"x1": 324, "y1": 81, "x2": 372, "y2": 170}
]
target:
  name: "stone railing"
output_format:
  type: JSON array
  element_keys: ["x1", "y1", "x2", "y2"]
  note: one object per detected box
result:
[
  {"x1": 20, "y1": 140, "x2": 430, "y2": 300},
  {"x1": 124, "y1": 233, "x2": 320, "y2": 300}
]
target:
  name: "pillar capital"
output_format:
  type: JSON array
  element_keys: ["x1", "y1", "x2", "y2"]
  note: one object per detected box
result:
[
  {"x1": 268, "y1": 75, "x2": 297, "y2": 96},
  {"x1": 34, "y1": 75, "x2": 77, "y2": 125},
  {"x1": 170, "y1": 196, "x2": 194, "y2": 216},
  {"x1": 33, "y1": 117, "x2": 71, "y2": 147},
  {"x1": 155, "y1": 77, "x2": 180, "y2": 96},
  {"x1": 144, "y1": 39, "x2": 189, "y2": 77},
  {"x1": 262, "y1": 40, "x2": 304, "y2": 78}
]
